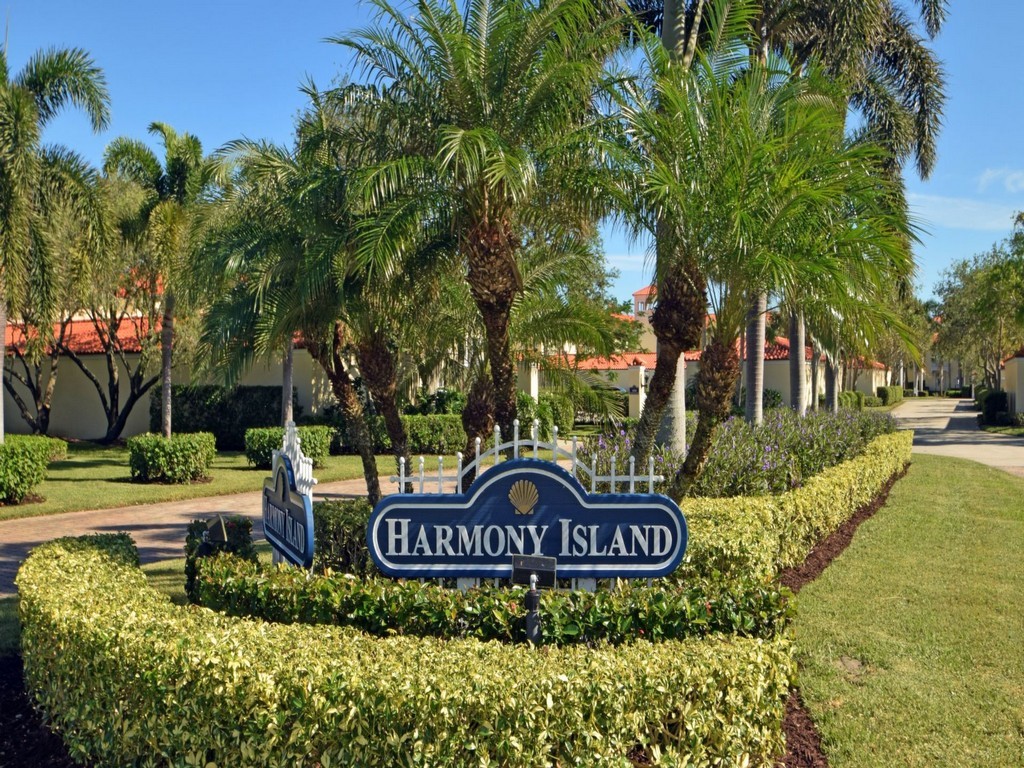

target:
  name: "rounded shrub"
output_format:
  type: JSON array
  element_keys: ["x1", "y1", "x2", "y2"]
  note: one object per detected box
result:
[
  {"x1": 540, "y1": 392, "x2": 574, "y2": 433},
  {"x1": 244, "y1": 425, "x2": 333, "y2": 469},
  {"x1": 127, "y1": 432, "x2": 216, "y2": 484},
  {"x1": 0, "y1": 438, "x2": 54, "y2": 503},
  {"x1": 312, "y1": 499, "x2": 377, "y2": 576}
]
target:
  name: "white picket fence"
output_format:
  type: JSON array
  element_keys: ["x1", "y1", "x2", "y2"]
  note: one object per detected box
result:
[{"x1": 390, "y1": 419, "x2": 664, "y2": 495}]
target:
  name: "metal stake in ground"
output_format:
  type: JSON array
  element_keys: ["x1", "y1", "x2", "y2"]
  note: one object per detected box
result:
[{"x1": 511, "y1": 555, "x2": 556, "y2": 644}]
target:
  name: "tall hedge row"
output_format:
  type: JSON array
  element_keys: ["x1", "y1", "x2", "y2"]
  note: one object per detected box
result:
[
  {"x1": 150, "y1": 385, "x2": 296, "y2": 450},
  {"x1": 18, "y1": 537, "x2": 793, "y2": 767}
]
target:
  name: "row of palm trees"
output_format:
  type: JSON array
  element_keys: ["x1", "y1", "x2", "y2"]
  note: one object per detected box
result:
[{"x1": 1, "y1": 0, "x2": 945, "y2": 502}]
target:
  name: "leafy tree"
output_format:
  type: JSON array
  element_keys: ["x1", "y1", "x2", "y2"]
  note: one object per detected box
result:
[
  {"x1": 0, "y1": 45, "x2": 109, "y2": 441},
  {"x1": 59, "y1": 178, "x2": 163, "y2": 442},
  {"x1": 103, "y1": 123, "x2": 227, "y2": 438},
  {"x1": 936, "y1": 242, "x2": 1024, "y2": 391}
]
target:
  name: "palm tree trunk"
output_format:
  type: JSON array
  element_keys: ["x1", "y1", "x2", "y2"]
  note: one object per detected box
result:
[
  {"x1": 160, "y1": 291, "x2": 175, "y2": 438},
  {"x1": 308, "y1": 327, "x2": 381, "y2": 505},
  {"x1": 744, "y1": 293, "x2": 767, "y2": 424},
  {"x1": 789, "y1": 312, "x2": 806, "y2": 414},
  {"x1": 632, "y1": 255, "x2": 706, "y2": 464},
  {"x1": 825, "y1": 356, "x2": 839, "y2": 412},
  {"x1": 356, "y1": 336, "x2": 411, "y2": 485},
  {"x1": 654, "y1": 355, "x2": 687, "y2": 455},
  {"x1": 460, "y1": 374, "x2": 494, "y2": 488},
  {"x1": 281, "y1": 339, "x2": 294, "y2": 425},
  {"x1": 478, "y1": 301, "x2": 516, "y2": 437},
  {"x1": 669, "y1": 337, "x2": 740, "y2": 499},
  {"x1": 810, "y1": 341, "x2": 820, "y2": 411},
  {"x1": 632, "y1": 346, "x2": 681, "y2": 463}
]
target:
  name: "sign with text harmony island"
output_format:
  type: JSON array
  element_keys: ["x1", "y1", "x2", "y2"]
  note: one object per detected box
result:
[{"x1": 367, "y1": 459, "x2": 687, "y2": 579}]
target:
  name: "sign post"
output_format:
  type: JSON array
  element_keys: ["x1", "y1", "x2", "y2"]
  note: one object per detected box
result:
[{"x1": 262, "y1": 422, "x2": 317, "y2": 569}]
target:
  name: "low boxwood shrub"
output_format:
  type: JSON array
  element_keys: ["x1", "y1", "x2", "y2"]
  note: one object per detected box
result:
[
  {"x1": 312, "y1": 499, "x2": 377, "y2": 576},
  {"x1": 863, "y1": 395, "x2": 883, "y2": 407},
  {"x1": 7, "y1": 434, "x2": 68, "y2": 463},
  {"x1": 126, "y1": 432, "x2": 216, "y2": 483},
  {"x1": 243, "y1": 425, "x2": 333, "y2": 468},
  {"x1": 876, "y1": 385, "x2": 904, "y2": 406},
  {"x1": 19, "y1": 537, "x2": 794, "y2": 768},
  {"x1": 837, "y1": 390, "x2": 862, "y2": 410},
  {"x1": 197, "y1": 554, "x2": 791, "y2": 644},
  {"x1": 184, "y1": 516, "x2": 258, "y2": 602},
  {"x1": 403, "y1": 387, "x2": 466, "y2": 415},
  {"x1": 680, "y1": 430, "x2": 912, "y2": 582},
  {"x1": 0, "y1": 438, "x2": 55, "y2": 503}
]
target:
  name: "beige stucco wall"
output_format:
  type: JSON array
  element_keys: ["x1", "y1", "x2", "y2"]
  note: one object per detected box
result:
[
  {"x1": 1005, "y1": 357, "x2": 1023, "y2": 413},
  {"x1": 4, "y1": 348, "x2": 335, "y2": 440}
]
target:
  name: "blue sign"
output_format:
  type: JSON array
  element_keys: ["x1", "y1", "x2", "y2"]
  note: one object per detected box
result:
[
  {"x1": 262, "y1": 456, "x2": 315, "y2": 569},
  {"x1": 367, "y1": 459, "x2": 687, "y2": 579}
]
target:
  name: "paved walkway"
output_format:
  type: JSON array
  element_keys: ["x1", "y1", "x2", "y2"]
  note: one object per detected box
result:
[
  {"x1": 0, "y1": 476, "x2": 374, "y2": 598},
  {"x1": 894, "y1": 396, "x2": 1024, "y2": 476}
]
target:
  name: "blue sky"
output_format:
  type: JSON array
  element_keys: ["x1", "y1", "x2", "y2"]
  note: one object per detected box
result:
[{"x1": 6, "y1": 0, "x2": 1023, "y2": 304}]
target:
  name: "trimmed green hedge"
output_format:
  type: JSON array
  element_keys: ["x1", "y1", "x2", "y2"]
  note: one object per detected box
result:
[
  {"x1": 0, "y1": 437, "x2": 57, "y2": 502},
  {"x1": 151, "y1": 385, "x2": 297, "y2": 450},
  {"x1": 243, "y1": 425, "x2": 333, "y2": 469},
  {"x1": 876, "y1": 385, "x2": 904, "y2": 406},
  {"x1": 327, "y1": 413, "x2": 467, "y2": 455},
  {"x1": 7, "y1": 434, "x2": 68, "y2": 463},
  {"x1": 680, "y1": 431, "x2": 912, "y2": 582},
  {"x1": 196, "y1": 554, "x2": 791, "y2": 644},
  {"x1": 19, "y1": 537, "x2": 793, "y2": 767},
  {"x1": 126, "y1": 432, "x2": 216, "y2": 484},
  {"x1": 837, "y1": 390, "x2": 864, "y2": 410}
]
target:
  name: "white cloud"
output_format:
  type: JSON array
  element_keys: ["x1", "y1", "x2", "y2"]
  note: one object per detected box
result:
[
  {"x1": 906, "y1": 193, "x2": 1020, "y2": 232},
  {"x1": 977, "y1": 168, "x2": 1024, "y2": 194}
]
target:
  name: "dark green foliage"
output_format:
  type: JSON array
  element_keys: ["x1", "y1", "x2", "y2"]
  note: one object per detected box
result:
[
  {"x1": 982, "y1": 390, "x2": 1010, "y2": 425},
  {"x1": 127, "y1": 432, "x2": 216, "y2": 483},
  {"x1": 150, "y1": 385, "x2": 298, "y2": 450},
  {"x1": 876, "y1": 385, "x2": 904, "y2": 406},
  {"x1": 403, "y1": 388, "x2": 466, "y2": 415},
  {"x1": 243, "y1": 425, "x2": 333, "y2": 468},
  {"x1": 0, "y1": 439, "x2": 54, "y2": 502},
  {"x1": 863, "y1": 395, "x2": 883, "y2": 407},
  {"x1": 7, "y1": 434, "x2": 68, "y2": 463},
  {"x1": 329, "y1": 413, "x2": 466, "y2": 455},
  {"x1": 763, "y1": 388, "x2": 783, "y2": 409},
  {"x1": 312, "y1": 499, "x2": 377, "y2": 576},
  {"x1": 184, "y1": 516, "x2": 257, "y2": 603},
  {"x1": 196, "y1": 554, "x2": 791, "y2": 645},
  {"x1": 515, "y1": 391, "x2": 554, "y2": 438},
  {"x1": 540, "y1": 393, "x2": 574, "y2": 433},
  {"x1": 837, "y1": 391, "x2": 863, "y2": 411}
]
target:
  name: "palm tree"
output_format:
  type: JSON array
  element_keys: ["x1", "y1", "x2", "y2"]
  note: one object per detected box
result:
[
  {"x1": 335, "y1": 0, "x2": 622, "y2": 437},
  {"x1": 103, "y1": 123, "x2": 226, "y2": 438},
  {"x1": 0, "y1": 45, "x2": 109, "y2": 442},
  {"x1": 618, "y1": 31, "x2": 915, "y2": 497}
]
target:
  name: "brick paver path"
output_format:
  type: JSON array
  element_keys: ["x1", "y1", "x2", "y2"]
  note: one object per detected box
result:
[{"x1": 0, "y1": 477, "x2": 374, "y2": 598}]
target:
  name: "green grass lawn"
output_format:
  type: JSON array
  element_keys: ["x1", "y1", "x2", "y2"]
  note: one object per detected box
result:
[
  {"x1": 0, "y1": 444, "x2": 399, "y2": 522},
  {"x1": 982, "y1": 424, "x2": 1024, "y2": 437},
  {"x1": 794, "y1": 454, "x2": 1024, "y2": 767}
]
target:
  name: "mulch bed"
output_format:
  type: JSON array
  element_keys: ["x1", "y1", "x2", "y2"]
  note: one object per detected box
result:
[
  {"x1": 0, "y1": 655, "x2": 83, "y2": 767},
  {"x1": 0, "y1": 466, "x2": 910, "y2": 768}
]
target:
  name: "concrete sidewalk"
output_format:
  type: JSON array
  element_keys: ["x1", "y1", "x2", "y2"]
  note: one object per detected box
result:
[
  {"x1": 895, "y1": 396, "x2": 1024, "y2": 477},
  {"x1": 0, "y1": 476, "x2": 373, "y2": 598}
]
